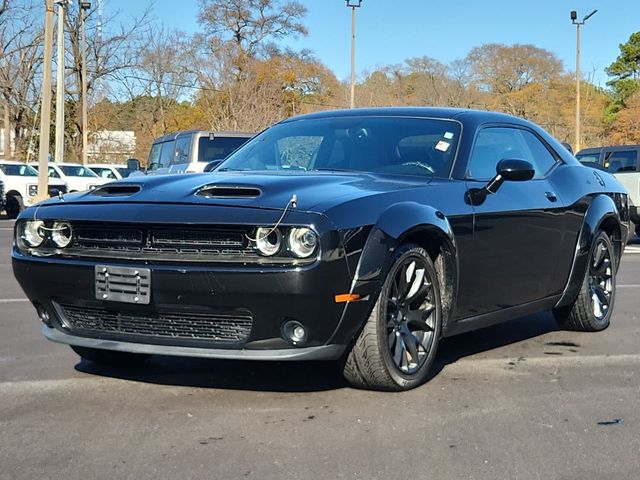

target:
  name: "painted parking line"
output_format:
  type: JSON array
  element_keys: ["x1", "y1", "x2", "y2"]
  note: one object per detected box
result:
[{"x1": 0, "y1": 298, "x2": 29, "y2": 303}]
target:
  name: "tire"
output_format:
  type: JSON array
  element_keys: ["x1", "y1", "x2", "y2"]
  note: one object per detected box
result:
[
  {"x1": 343, "y1": 244, "x2": 442, "y2": 391},
  {"x1": 554, "y1": 230, "x2": 616, "y2": 331},
  {"x1": 5, "y1": 194, "x2": 24, "y2": 219},
  {"x1": 70, "y1": 345, "x2": 149, "y2": 366}
]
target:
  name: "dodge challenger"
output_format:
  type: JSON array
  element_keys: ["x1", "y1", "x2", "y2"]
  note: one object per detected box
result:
[{"x1": 12, "y1": 108, "x2": 629, "y2": 391}]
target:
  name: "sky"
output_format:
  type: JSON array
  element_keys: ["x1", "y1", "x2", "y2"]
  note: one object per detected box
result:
[{"x1": 109, "y1": 0, "x2": 640, "y2": 87}]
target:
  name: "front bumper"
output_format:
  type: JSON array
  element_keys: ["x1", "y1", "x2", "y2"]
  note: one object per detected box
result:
[{"x1": 12, "y1": 249, "x2": 375, "y2": 361}]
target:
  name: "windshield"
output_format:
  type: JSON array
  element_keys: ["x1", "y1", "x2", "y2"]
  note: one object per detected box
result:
[
  {"x1": 59, "y1": 165, "x2": 98, "y2": 177},
  {"x1": 0, "y1": 164, "x2": 38, "y2": 176},
  {"x1": 219, "y1": 117, "x2": 461, "y2": 178}
]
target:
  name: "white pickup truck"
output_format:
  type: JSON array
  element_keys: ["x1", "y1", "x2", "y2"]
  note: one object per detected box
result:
[
  {"x1": 576, "y1": 145, "x2": 640, "y2": 237},
  {"x1": 0, "y1": 160, "x2": 68, "y2": 218}
]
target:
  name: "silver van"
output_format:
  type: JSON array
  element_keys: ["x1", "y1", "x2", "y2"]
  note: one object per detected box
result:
[{"x1": 142, "y1": 130, "x2": 253, "y2": 175}]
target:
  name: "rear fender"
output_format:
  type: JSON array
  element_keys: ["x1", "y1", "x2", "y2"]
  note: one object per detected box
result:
[{"x1": 556, "y1": 194, "x2": 623, "y2": 308}]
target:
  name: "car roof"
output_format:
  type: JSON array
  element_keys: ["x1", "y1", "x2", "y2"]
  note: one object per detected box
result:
[
  {"x1": 0, "y1": 160, "x2": 31, "y2": 166},
  {"x1": 280, "y1": 106, "x2": 530, "y2": 126},
  {"x1": 152, "y1": 130, "x2": 254, "y2": 144}
]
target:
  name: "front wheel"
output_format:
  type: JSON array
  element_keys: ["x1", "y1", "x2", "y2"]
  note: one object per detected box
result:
[
  {"x1": 5, "y1": 194, "x2": 24, "y2": 219},
  {"x1": 343, "y1": 244, "x2": 442, "y2": 391},
  {"x1": 554, "y1": 230, "x2": 616, "y2": 331}
]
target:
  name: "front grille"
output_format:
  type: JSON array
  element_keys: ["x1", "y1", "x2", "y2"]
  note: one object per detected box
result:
[
  {"x1": 66, "y1": 223, "x2": 256, "y2": 262},
  {"x1": 57, "y1": 303, "x2": 253, "y2": 343}
]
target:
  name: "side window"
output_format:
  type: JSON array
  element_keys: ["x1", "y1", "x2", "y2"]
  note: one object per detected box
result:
[
  {"x1": 158, "y1": 140, "x2": 176, "y2": 169},
  {"x1": 172, "y1": 135, "x2": 192, "y2": 165},
  {"x1": 468, "y1": 127, "x2": 557, "y2": 181},
  {"x1": 518, "y1": 130, "x2": 558, "y2": 177},
  {"x1": 147, "y1": 143, "x2": 162, "y2": 171},
  {"x1": 604, "y1": 150, "x2": 638, "y2": 173},
  {"x1": 48, "y1": 166, "x2": 60, "y2": 178}
]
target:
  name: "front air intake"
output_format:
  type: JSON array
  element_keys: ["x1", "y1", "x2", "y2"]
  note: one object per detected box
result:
[
  {"x1": 196, "y1": 185, "x2": 261, "y2": 198},
  {"x1": 91, "y1": 184, "x2": 141, "y2": 197}
]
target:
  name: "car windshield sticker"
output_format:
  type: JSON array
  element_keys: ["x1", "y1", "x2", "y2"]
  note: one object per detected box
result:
[
  {"x1": 435, "y1": 140, "x2": 450, "y2": 152},
  {"x1": 443, "y1": 132, "x2": 454, "y2": 140}
]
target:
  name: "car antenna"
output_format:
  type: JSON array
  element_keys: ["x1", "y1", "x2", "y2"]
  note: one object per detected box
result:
[{"x1": 246, "y1": 194, "x2": 297, "y2": 242}]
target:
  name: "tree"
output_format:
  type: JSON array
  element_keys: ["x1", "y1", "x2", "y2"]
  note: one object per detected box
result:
[
  {"x1": 605, "y1": 31, "x2": 640, "y2": 117},
  {"x1": 198, "y1": 0, "x2": 307, "y2": 80}
]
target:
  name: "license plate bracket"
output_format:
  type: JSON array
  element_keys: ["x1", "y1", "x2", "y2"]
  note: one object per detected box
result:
[{"x1": 95, "y1": 265, "x2": 151, "y2": 304}]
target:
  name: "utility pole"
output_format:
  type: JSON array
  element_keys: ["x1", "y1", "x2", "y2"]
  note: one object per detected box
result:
[
  {"x1": 346, "y1": 0, "x2": 363, "y2": 109},
  {"x1": 79, "y1": 1, "x2": 91, "y2": 165},
  {"x1": 36, "y1": 0, "x2": 55, "y2": 202},
  {"x1": 54, "y1": 0, "x2": 67, "y2": 164},
  {"x1": 571, "y1": 9, "x2": 597, "y2": 153}
]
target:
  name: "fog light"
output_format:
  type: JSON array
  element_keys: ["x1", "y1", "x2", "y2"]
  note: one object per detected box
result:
[
  {"x1": 35, "y1": 305, "x2": 52, "y2": 327},
  {"x1": 283, "y1": 320, "x2": 308, "y2": 345}
]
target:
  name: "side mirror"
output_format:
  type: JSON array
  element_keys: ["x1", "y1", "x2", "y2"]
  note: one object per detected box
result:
[
  {"x1": 203, "y1": 159, "x2": 224, "y2": 173},
  {"x1": 127, "y1": 158, "x2": 140, "y2": 171},
  {"x1": 486, "y1": 159, "x2": 535, "y2": 193},
  {"x1": 467, "y1": 159, "x2": 535, "y2": 206}
]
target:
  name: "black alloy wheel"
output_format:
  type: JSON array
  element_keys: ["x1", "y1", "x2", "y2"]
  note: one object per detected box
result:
[
  {"x1": 588, "y1": 235, "x2": 614, "y2": 321},
  {"x1": 554, "y1": 230, "x2": 616, "y2": 332},
  {"x1": 386, "y1": 255, "x2": 438, "y2": 375},
  {"x1": 343, "y1": 244, "x2": 442, "y2": 391}
]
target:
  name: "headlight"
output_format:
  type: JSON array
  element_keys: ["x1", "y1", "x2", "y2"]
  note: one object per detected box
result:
[
  {"x1": 28, "y1": 185, "x2": 38, "y2": 197},
  {"x1": 288, "y1": 227, "x2": 318, "y2": 258},
  {"x1": 51, "y1": 222, "x2": 73, "y2": 248},
  {"x1": 21, "y1": 220, "x2": 45, "y2": 247},
  {"x1": 255, "y1": 227, "x2": 282, "y2": 256}
]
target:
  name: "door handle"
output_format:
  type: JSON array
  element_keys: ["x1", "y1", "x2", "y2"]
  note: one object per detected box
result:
[{"x1": 545, "y1": 191, "x2": 558, "y2": 202}]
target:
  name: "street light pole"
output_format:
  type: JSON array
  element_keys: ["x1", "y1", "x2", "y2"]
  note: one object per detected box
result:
[
  {"x1": 571, "y1": 9, "x2": 597, "y2": 153},
  {"x1": 346, "y1": 0, "x2": 362, "y2": 109},
  {"x1": 54, "y1": 0, "x2": 67, "y2": 164},
  {"x1": 36, "y1": 0, "x2": 55, "y2": 202},
  {"x1": 79, "y1": 1, "x2": 91, "y2": 165}
]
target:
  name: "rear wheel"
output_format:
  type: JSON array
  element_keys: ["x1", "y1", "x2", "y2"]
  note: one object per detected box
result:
[
  {"x1": 343, "y1": 244, "x2": 442, "y2": 391},
  {"x1": 554, "y1": 230, "x2": 616, "y2": 331},
  {"x1": 70, "y1": 345, "x2": 149, "y2": 366},
  {"x1": 5, "y1": 194, "x2": 24, "y2": 219}
]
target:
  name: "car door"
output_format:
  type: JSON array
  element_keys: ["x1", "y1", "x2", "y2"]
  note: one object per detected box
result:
[{"x1": 457, "y1": 125, "x2": 567, "y2": 317}]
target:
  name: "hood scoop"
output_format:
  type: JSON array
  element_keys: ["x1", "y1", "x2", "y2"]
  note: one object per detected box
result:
[
  {"x1": 196, "y1": 185, "x2": 262, "y2": 199},
  {"x1": 91, "y1": 184, "x2": 141, "y2": 197}
]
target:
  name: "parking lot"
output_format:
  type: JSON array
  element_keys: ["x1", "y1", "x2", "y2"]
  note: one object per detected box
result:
[{"x1": 1, "y1": 216, "x2": 639, "y2": 480}]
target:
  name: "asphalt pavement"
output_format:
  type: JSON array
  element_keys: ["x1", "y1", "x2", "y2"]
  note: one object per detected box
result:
[{"x1": 1, "y1": 216, "x2": 639, "y2": 480}]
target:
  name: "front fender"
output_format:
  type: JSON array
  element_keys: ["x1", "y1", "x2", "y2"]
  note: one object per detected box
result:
[
  {"x1": 354, "y1": 202, "x2": 456, "y2": 282},
  {"x1": 556, "y1": 194, "x2": 624, "y2": 308}
]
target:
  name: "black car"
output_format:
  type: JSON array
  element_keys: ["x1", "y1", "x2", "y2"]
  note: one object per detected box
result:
[{"x1": 12, "y1": 108, "x2": 630, "y2": 391}]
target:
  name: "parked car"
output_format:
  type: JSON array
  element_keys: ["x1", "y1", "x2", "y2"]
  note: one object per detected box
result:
[
  {"x1": 29, "y1": 162, "x2": 111, "y2": 192},
  {"x1": 0, "y1": 160, "x2": 67, "y2": 218},
  {"x1": 88, "y1": 163, "x2": 131, "y2": 180},
  {"x1": 12, "y1": 107, "x2": 629, "y2": 391},
  {"x1": 128, "y1": 130, "x2": 253, "y2": 176},
  {"x1": 576, "y1": 145, "x2": 640, "y2": 235}
]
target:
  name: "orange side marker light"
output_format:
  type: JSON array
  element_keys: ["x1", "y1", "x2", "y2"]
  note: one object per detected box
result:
[{"x1": 334, "y1": 293, "x2": 361, "y2": 303}]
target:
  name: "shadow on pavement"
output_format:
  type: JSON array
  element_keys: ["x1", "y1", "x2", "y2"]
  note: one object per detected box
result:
[{"x1": 75, "y1": 311, "x2": 559, "y2": 393}]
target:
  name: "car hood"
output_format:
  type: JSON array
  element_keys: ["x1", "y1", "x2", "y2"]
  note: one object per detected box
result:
[{"x1": 38, "y1": 171, "x2": 430, "y2": 213}]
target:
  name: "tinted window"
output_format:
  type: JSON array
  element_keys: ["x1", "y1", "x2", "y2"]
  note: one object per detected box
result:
[
  {"x1": 47, "y1": 166, "x2": 61, "y2": 178},
  {"x1": 149, "y1": 141, "x2": 176, "y2": 171},
  {"x1": 604, "y1": 150, "x2": 638, "y2": 173},
  {"x1": 91, "y1": 167, "x2": 117, "y2": 179},
  {"x1": 172, "y1": 135, "x2": 192, "y2": 165},
  {"x1": 0, "y1": 164, "x2": 37, "y2": 176},
  {"x1": 468, "y1": 127, "x2": 557, "y2": 181},
  {"x1": 60, "y1": 165, "x2": 98, "y2": 177},
  {"x1": 220, "y1": 118, "x2": 461, "y2": 178},
  {"x1": 198, "y1": 137, "x2": 250, "y2": 163},
  {"x1": 576, "y1": 153, "x2": 600, "y2": 165}
]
